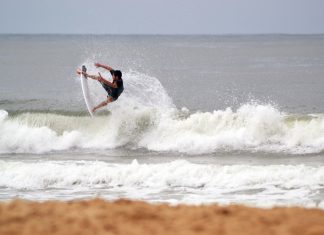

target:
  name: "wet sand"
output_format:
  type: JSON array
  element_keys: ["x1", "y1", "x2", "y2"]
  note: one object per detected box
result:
[{"x1": 1, "y1": 199, "x2": 324, "y2": 235}]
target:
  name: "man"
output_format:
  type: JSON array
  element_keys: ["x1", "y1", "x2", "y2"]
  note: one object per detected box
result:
[{"x1": 77, "y1": 63, "x2": 124, "y2": 113}]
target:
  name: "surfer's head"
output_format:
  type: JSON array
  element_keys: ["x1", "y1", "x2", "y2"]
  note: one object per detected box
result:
[{"x1": 112, "y1": 70, "x2": 122, "y2": 80}]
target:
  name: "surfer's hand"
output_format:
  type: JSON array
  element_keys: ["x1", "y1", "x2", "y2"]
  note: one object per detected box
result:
[{"x1": 94, "y1": 63, "x2": 102, "y2": 68}]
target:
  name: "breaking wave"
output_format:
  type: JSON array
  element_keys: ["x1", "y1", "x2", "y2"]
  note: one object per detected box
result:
[{"x1": 1, "y1": 68, "x2": 324, "y2": 155}]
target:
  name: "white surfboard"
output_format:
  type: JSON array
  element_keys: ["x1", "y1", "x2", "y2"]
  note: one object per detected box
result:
[{"x1": 80, "y1": 65, "x2": 94, "y2": 116}]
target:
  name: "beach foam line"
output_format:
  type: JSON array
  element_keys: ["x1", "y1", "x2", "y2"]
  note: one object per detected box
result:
[
  {"x1": 1, "y1": 199, "x2": 324, "y2": 235},
  {"x1": 1, "y1": 159, "x2": 324, "y2": 190},
  {"x1": 1, "y1": 160, "x2": 323, "y2": 207}
]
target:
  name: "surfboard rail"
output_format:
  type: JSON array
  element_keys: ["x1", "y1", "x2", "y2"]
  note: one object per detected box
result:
[{"x1": 80, "y1": 65, "x2": 94, "y2": 117}]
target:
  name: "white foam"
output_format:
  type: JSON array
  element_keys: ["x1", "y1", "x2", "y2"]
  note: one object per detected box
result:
[
  {"x1": 0, "y1": 160, "x2": 323, "y2": 207},
  {"x1": 138, "y1": 104, "x2": 324, "y2": 154},
  {"x1": 0, "y1": 110, "x2": 8, "y2": 121},
  {"x1": 1, "y1": 105, "x2": 324, "y2": 154}
]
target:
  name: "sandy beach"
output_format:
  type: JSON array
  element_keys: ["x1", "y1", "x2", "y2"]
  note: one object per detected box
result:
[{"x1": 1, "y1": 199, "x2": 324, "y2": 235}]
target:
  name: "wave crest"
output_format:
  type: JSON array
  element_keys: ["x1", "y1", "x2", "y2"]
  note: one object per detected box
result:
[
  {"x1": 1, "y1": 103, "x2": 324, "y2": 154},
  {"x1": 1, "y1": 70, "x2": 324, "y2": 154}
]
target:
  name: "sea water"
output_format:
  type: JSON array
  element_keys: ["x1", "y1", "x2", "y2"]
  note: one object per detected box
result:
[{"x1": 0, "y1": 35, "x2": 324, "y2": 207}]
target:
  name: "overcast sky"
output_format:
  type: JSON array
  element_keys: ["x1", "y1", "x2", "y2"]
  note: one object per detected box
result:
[{"x1": 1, "y1": 0, "x2": 324, "y2": 34}]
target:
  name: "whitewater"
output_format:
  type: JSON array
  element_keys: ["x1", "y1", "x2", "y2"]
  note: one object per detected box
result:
[{"x1": 1, "y1": 159, "x2": 324, "y2": 208}]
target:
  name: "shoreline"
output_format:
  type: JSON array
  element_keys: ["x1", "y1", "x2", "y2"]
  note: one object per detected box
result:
[{"x1": 1, "y1": 199, "x2": 324, "y2": 235}]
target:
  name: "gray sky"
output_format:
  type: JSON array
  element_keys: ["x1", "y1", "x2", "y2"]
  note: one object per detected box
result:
[{"x1": 1, "y1": 0, "x2": 324, "y2": 34}]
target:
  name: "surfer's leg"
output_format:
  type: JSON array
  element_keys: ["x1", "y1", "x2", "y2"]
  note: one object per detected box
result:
[
  {"x1": 86, "y1": 74, "x2": 100, "y2": 80},
  {"x1": 76, "y1": 69, "x2": 100, "y2": 80},
  {"x1": 81, "y1": 73, "x2": 100, "y2": 81},
  {"x1": 92, "y1": 97, "x2": 114, "y2": 113}
]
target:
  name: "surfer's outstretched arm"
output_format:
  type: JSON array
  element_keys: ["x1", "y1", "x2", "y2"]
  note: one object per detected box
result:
[{"x1": 95, "y1": 63, "x2": 113, "y2": 72}]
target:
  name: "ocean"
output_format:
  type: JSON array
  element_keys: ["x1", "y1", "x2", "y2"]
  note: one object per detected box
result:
[{"x1": 0, "y1": 34, "x2": 324, "y2": 207}]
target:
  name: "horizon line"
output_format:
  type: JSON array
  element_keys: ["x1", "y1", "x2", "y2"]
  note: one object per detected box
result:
[{"x1": 1, "y1": 33, "x2": 324, "y2": 36}]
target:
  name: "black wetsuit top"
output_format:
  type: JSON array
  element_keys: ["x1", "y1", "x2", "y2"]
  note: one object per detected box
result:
[{"x1": 101, "y1": 70, "x2": 124, "y2": 100}]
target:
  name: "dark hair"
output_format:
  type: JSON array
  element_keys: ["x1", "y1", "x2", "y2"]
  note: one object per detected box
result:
[{"x1": 113, "y1": 70, "x2": 122, "y2": 79}]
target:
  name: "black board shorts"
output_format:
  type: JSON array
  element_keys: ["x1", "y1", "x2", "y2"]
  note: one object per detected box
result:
[{"x1": 101, "y1": 83, "x2": 118, "y2": 101}]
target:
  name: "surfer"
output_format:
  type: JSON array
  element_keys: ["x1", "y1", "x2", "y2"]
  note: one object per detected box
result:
[{"x1": 77, "y1": 63, "x2": 124, "y2": 113}]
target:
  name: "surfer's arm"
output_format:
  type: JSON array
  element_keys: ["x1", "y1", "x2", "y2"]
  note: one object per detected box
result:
[{"x1": 95, "y1": 63, "x2": 113, "y2": 71}]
